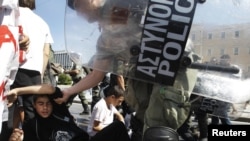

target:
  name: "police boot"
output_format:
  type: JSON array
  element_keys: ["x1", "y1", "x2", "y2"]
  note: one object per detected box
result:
[
  {"x1": 80, "y1": 104, "x2": 90, "y2": 115},
  {"x1": 143, "y1": 126, "x2": 180, "y2": 141}
]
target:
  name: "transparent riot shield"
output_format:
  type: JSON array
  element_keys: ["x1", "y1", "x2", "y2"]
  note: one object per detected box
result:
[
  {"x1": 65, "y1": 0, "x2": 198, "y2": 84},
  {"x1": 65, "y1": 0, "x2": 250, "y2": 118}
]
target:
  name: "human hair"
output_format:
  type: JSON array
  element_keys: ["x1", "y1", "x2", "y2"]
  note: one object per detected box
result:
[
  {"x1": 19, "y1": 0, "x2": 36, "y2": 10},
  {"x1": 103, "y1": 85, "x2": 124, "y2": 98},
  {"x1": 33, "y1": 94, "x2": 51, "y2": 103}
]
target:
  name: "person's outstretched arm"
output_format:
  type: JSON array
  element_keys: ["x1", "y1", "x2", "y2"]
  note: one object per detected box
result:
[
  {"x1": 116, "y1": 75, "x2": 125, "y2": 91},
  {"x1": 55, "y1": 58, "x2": 110, "y2": 104},
  {"x1": 55, "y1": 69, "x2": 105, "y2": 104},
  {"x1": 7, "y1": 84, "x2": 55, "y2": 103},
  {"x1": 9, "y1": 84, "x2": 55, "y2": 95}
]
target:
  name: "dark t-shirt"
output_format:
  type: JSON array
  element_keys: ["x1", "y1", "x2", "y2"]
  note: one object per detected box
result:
[{"x1": 22, "y1": 88, "x2": 89, "y2": 141}]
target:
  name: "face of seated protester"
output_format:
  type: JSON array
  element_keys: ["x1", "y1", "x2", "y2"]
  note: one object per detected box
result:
[
  {"x1": 105, "y1": 85, "x2": 125, "y2": 107},
  {"x1": 110, "y1": 95, "x2": 124, "y2": 107},
  {"x1": 33, "y1": 95, "x2": 53, "y2": 118}
]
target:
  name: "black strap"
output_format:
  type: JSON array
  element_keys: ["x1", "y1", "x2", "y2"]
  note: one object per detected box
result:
[{"x1": 35, "y1": 119, "x2": 41, "y2": 141}]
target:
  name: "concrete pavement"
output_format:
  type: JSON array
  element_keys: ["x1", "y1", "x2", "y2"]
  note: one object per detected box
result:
[{"x1": 69, "y1": 102, "x2": 90, "y2": 131}]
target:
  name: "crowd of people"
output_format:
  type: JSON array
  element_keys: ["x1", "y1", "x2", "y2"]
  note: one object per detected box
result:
[{"x1": 0, "y1": 0, "x2": 247, "y2": 141}]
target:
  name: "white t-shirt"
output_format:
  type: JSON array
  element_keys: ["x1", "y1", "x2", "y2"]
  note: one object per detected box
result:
[
  {"x1": 0, "y1": 0, "x2": 20, "y2": 133},
  {"x1": 87, "y1": 98, "x2": 118, "y2": 136},
  {"x1": 18, "y1": 7, "x2": 54, "y2": 74}
]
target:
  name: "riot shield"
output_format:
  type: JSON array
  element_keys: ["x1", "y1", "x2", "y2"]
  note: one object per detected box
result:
[
  {"x1": 65, "y1": 0, "x2": 198, "y2": 84},
  {"x1": 64, "y1": 0, "x2": 250, "y2": 108}
]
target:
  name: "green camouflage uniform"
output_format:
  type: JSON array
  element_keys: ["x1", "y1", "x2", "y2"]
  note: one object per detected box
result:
[
  {"x1": 125, "y1": 51, "x2": 199, "y2": 141},
  {"x1": 67, "y1": 63, "x2": 89, "y2": 111}
]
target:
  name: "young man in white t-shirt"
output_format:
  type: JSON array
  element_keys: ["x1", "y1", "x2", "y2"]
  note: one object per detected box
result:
[{"x1": 87, "y1": 85, "x2": 131, "y2": 141}]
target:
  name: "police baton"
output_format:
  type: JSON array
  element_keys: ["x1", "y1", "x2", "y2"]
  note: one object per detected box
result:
[{"x1": 181, "y1": 57, "x2": 240, "y2": 74}]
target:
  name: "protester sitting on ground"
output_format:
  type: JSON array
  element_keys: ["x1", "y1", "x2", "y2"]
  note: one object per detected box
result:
[
  {"x1": 109, "y1": 73, "x2": 135, "y2": 130},
  {"x1": 87, "y1": 85, "x2": 131, "y2": 141},
  {"x1": 8, "y1": 84, "x2": 130, "y2": 141},
  {"x1": 7, "y1": 84, "x2": 89, "y2": 141}
]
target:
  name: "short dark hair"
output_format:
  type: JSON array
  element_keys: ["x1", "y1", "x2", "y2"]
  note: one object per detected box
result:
[
  {"x1": 33, "y1": 94, "x2": 51, "y2": 103},
  {"x1": 103, "y1": 85, "x2": 124, "y2": 98},
  {"x1": 19, "y1": 0, "x2": 36, "y2": 10},
  {"x1": 68, "y1": 0, "x2": 75, "y2": 10}
]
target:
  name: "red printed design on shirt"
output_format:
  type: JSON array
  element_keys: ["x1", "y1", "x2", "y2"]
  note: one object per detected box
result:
[
  {"x1": 0, "y1": 81, "x2": 6, "y2": 100},
  {"x1": 0, "y1": 25, "x2": 19, "y2": 101},
  {"x1": 0, "y1": 25, "x2": 18, "y2": 52}
]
